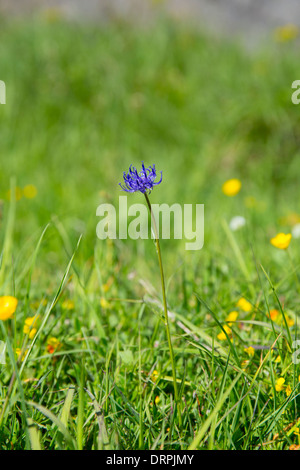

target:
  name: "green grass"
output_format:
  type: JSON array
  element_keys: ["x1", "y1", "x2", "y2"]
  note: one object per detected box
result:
[{"x1": 0, "y1": 14, "x2": 300, "y2": 449}]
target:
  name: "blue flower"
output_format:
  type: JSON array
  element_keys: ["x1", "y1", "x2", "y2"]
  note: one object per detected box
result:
[{"x1": 119, "y1": 163, "x2": 162, "y2": 194}]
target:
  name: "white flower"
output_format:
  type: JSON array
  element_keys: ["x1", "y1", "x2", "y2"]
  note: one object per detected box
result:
[
  {"x1": 292, "y1": 223, "x2": 300, "y2": 239},
  {"x1": 229, "y1": 216, "x2": 246, "y2": 231}
]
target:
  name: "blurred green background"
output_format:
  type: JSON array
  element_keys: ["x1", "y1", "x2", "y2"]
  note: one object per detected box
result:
[{"x1": 0, "y1": 12, "x2": 300, "y2": 284}]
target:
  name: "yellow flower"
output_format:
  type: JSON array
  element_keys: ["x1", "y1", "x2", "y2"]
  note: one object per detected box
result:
[
  {"x1": 100, "y1": 297, "x2": 110, "y2": 309},
  {"x1": 275, "y1": 355, "x2": 281, "y2": 363},
  {"x1": 154, "y1": 396, "x2": 160, "y2": 404},
  {"x1": 226, "y1": 311, "x2": 239, "y2": 326},
  {"x1": 46, "y1": 337, "x2": 62, "y2": 354},
  {"x1": 286, "y1": 385, "x2": 292, "y2": 397},
  {"x1": 222, "y1": 179, "x2": 241, "y2": 197},
  {"x1": 62, "y1": 299, "x2": 75, "y2": 310},
  {"x1": 270, "y1": 233, "x2": 292, "y2": 250},
  {"x1": 28, "y1": 328, "x2": 37, "y2": 339},
  {"x1": 244, "y1": 346, "x2": 255, "y2": 358},
  {"x1": 0, "y1": 296, "x2": 18, "y2": 321},
  {"x1": 151, "y1": 370, "x2": 159, "y2": 382},
  {"x1": 236, "y1": 298, "x2": 252, "y2": 312},
  {"x1": 23, "y1": 184, "x2": 37, "y2": 199},
  {"x1": 15, "y1": 348, "x2": 27, "y2": 362},
  {"x1": 217, "y1": 325, "x2": 232, "y2": 341},
  {"x1": 275, "y1": 377, "x2": 285, "y2": 392},
  {"x1": 286, "y1": 316, "x2": 295, "y2": 327},
  {"x1": 23, "y1": 315, "x2": 40, "y2": 338},
  {"x1": 274, "y1": 24, "x2": 299, "y2": 42}
]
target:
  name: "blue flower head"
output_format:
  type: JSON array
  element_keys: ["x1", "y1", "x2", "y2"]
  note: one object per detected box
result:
[{"x1": 119, "y1": 162, "x2": 162, "y2": 194}]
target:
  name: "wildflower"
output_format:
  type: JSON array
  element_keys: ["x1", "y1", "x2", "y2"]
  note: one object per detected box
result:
[
  {"x1": 286, "y1": 316, "x2": 295, "y2": 327},
  {"x1": 154, "y1": 396, "x2": 160, "y2": 404},
  {"x1": 275, "y1": 355, "x2": 281, "y2": 363},
  {"x1": 229, "y1": 216, "x2": 246, "y2": 231},
  {"x1": 100, "y1": 297, "x2": 110, "y2": 309},
  {"x1": 23, "y1": 184, "x2": 37, "y2": 199},
  {"x1": 269, "y1": 309, "x2": 279, "y2": 321},
  {"x1": 62, "y1": 299, "x2": 74, "y2": 310},
  {"x1": 237, "y1": 298, "x2": 252, "y2": 312},
  {"x1": 151, "y1": 370, "x2": 159, "y2": 382},
  {"x1": 270, "y1": 233, "x2": 292, "y2": 250},
  {"x1": 226, "y1": 311, "x2": 238, "y2": 325},
  {"x1": 274, "y1": 24, "x2": 299, "y2": 42},
  {"x1": 244, "y1": 346, "x2": 255, "y2": 358},
  {"x1": 0, "y1": 296, "x2": 18, "y2": 321},
  {"x1": 119, "y1": 162, "x2": 162, "y2": 194},
  {"x1": 15, "y1": 348, "x2": 27, "y2": 362},
  {"x1": 217, "y1": 325, "x2": 232, "y2": 341},
  {"x1": 222, "y1": 179, "x2": 241, "y2": 197},
  {"x1": 275, "y1": 377, "x2": 285, "y2": 392},
  {"x1": 286, "y1": 385, "x2": 292, "y2": 397},
  {"x1": 46, "y1": 337, "x2": 62, "y2": 354},
  {"x1": 23, "y1": 315, "x2": 40, "y2": 339}
]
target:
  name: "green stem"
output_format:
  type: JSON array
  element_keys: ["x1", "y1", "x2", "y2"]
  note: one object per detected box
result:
[{"x1": 144, "y1": 193, "x2": 182, "y2": 427}]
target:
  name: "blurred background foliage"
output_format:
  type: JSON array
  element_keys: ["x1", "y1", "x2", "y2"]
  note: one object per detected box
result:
[{"x1": 0, "y1": 12, "x2": 300, "y2": 288}]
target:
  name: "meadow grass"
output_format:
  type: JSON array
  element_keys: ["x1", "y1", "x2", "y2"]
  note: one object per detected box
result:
[{"x1": 0, "y1": 15, "x2": 300, "y2": 450}]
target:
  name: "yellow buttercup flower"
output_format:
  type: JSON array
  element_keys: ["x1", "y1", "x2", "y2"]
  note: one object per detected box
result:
[
  {"x1": 23, "y1": 315, "x2": 40, "y2": 338},
  {"x1": 274, "y1": 24, "x2": 299, "y2": 43},
  {"x1": 275, "y1": 377, "x2": 285, "y2": 392},
  {"x1": 236, "y1": 298, "x2": 252, "y2": 312},
  {"x1": 244, "y1": 346, "x2": 255, "y2": 358},
  {"x1": 23, "y1": 184, "x2": 37, "y2": 199},
  {"x1": 286, "y1": 385, "x2": 292, "y2": 397},
  {"x1": 154, "y1": 396, "x2": 160, "y2": 404},
  {"x1": 100, "y1": 297, "x2": 110, "y2": 309},
  {"x1": 275, "y1": 355, "x2": 281, "y2": 363},
  {"x1": 222, "y1": 179, "x2": 241, "y2": 197},
  {"x1": 151, "y1": 370, "x2": 159, "y2": 382},
  {"x1": 15, "y1": 348, "x2": 27, "y2": 362},
  {"x1": 0, "y1": 296, "x2": 18, "y2": 321},
  {"x1": 226, "y1": 311, "x2": 238, "y2": 326},
  {"x1": 270, "y1": 233, "x2": 292, "y2": 250},
  {"x1": 46, "y1": 337, "x2": 62, "y2": 354},
  {"x1": 28, "y1": 328, "x2": 37, "y2": 339},
  {"x1": 217, "y1": 325, "x2": 232, "y2": 341}
]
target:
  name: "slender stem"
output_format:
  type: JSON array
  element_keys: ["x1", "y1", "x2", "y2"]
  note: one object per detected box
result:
[{"x1": 144, "y1": 193, "x2": 182, "y2": 426}]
